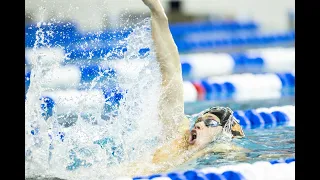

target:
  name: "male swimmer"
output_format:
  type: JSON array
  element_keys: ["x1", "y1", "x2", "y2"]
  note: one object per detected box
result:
[{"x1": 119, "y1": 0, "x2": 246, "y2": 176}]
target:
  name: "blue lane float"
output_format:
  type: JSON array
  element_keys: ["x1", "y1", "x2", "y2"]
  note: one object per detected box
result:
[
  {"x1": 130, "y1": 157, "x2": 295, "y2": 180},
  {"x1": 34, "y1": 71, "x2": 294, "y2": 126},
  {"x1": 38, "y1": 102, "x2": 294, "y2": 133},
  {"x1": 25, "y1": 22, "x2": 132, "y2": 48},
  {"x1": 38, "y1": 88, "x2": 125, "y2": 121},
  {"x1": 234, "y1": 105, "x2": 295, "y2": 128},
  {"x1": 25, "y1": 20, "x2": 258, "y2": 48},
  {"x1": 188, "y1": 72, "x2": 295, "y2": 102},
  {"x1": 25, "y1": 30, "x2": 294, "y2": 63},
  {"x1": 176, "y1": 31, "x2": 294, "y2": 53},
  {"x1": 25, "y1": 65, "x2": 117, "y2": 91},
  {"x1": 25, "y1": 47, "x2": 294, "y2": 81},
  {"x1": 25, "y1": 22, "x2": 80, "y2": 48},
  {"x1": 26, "y1": 71, "x2": 295, "y2": 103},
  {"x1": 186, "y1": 105, "x2": 295, "y2": 130},
  {"x1": 181, "y1": 47, "x2": 295, "y2": 79},
  {"x1": 169, "y1": 20, "x2": 258, "y2": 37}
]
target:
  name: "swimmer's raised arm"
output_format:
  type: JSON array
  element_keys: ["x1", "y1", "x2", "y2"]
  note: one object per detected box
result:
[
  {"x1": 142, "y1": 0, "x2": 189, "y2": 137},
  {"x1": 142, "y1": 0, "x2": 182, "y2": 86}
]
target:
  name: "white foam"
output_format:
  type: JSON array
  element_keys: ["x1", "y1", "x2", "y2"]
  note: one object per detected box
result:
[
  {"x1": 41, "y1": 89, "x2": 105, "y2": 115},
  {"x1": 109, "y1": 59, "x2": 150, "y2": 79},
  {"x1": 40, "y1": 66, "x2": 81, "y2": 89},
  {"x1": 26, "y1": 18, "x2": 164, "y2": 180},
  {"x1": 25, "y1": 47, "x2": 65, "y2": 66}
]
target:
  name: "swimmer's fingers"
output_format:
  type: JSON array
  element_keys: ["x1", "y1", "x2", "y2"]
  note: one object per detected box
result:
[{"x1": 142, "y1": 0, "x2": 163, "y2": 12}]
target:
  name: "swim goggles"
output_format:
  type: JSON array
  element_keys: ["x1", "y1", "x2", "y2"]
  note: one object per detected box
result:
[{"x1": 194, "y1": 118, "x2": 222, "y2": 127}]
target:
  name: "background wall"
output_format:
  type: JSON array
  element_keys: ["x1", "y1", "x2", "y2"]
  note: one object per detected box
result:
[{"x1": 25, "y1": 0, "x2": 295, "y2": 32}]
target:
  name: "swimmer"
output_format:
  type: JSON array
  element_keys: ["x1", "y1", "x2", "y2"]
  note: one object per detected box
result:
[{"x1": 120, "y1": 0, "x2": 246, "y2": 176}]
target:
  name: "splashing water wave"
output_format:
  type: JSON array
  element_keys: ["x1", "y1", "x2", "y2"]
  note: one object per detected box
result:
[{"x1": 25, "y1": 18, "x2": 164, "y2": 180}]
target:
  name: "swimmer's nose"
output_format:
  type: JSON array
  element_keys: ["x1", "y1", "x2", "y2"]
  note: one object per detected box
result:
[{"x1": 194, "y1": 125, "x2": 201, "y2": 130}]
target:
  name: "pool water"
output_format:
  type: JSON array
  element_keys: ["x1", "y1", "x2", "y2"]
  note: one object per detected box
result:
[
  {"x1": 172, "y1": 125, "x2": 295, "y2": 172},
  {"x1": 25, "y1": 121, "x2": 294, "y2": 180}
]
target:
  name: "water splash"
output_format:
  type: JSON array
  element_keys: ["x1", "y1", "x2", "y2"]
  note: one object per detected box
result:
[{"x1": 25, "y1": 18, "x2": 163, "y2": 180}]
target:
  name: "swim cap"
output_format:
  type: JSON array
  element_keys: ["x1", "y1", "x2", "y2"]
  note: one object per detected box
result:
[{"x1": 200, "y1": 106, "x2": 245, "y2": 138}]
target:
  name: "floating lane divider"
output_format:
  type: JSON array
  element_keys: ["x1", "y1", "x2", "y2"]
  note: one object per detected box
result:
[
  {"x1": 26, "y1": 68, "x2": 294, "y2": 103},
  {"x1": 124, "y1": 157, "x2": 294, "y2": 180},
  {"x1": 233, "y1": 105, "x2": 295, "y2": 129},
  {"x1": 176, "y1": 31, "x2": 295, "y2": 53},
  {"x1": 38, "y1": 88, "x2": 124, "y2": 121},
  {"x1": 26, "y1": 47, "x2": 294, "y2": 74},
  {"x1": 30, "y1": 74, "x2": 294, "y2": 122},
  {"x1": 169, "y1": 20, "x2": 258, "y2": 37},
  {"x1": 186, "y1": 105, "x2": 295, "y2": 129},
  {"x1": 181, "y1": 47, "x2": 295, "y2": 79},
  {"x1": 37, "y1": 85, "x2": 294, "y2": 130},
  {"x1": 25, "y1": 47, "x2": 294, "y2": 80},
  {"x1": 186, "y1": 72, "x2": 295, "y2": 102},
  {"x1": 25, "y1": 20, "x2": 258, "y2": 48},
  {"x1": 25, "y1": 65, "x2": 116, "y2": 90}
]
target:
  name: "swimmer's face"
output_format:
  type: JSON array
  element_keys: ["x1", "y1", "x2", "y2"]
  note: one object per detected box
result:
[{"x1": 188, "y1": 113, "x2": 223, "y2": 149}]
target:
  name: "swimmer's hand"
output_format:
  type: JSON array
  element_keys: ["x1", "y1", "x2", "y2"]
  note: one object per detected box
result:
[{"x1": 142, "y1": 0, "x2": 164, "y2": 13}]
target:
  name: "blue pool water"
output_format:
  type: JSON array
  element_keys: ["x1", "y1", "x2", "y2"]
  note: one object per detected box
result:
[
  {"x1": 172, "y1": 125, "x2": 295, "y2": 172},
  {"x1": 25, "y1": 125, "x2": 294, "y2": 180}
]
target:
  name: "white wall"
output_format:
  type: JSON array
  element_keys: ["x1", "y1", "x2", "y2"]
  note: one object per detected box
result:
[
  {"x1": 182, "y1": 0, "x2": 295, "y2": 31},
  {"x1": 25, "y1": 0, "x2": 294, "y2": 32}
]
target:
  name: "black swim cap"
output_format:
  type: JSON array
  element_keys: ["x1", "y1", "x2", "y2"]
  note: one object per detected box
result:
[
  {"x1": 203, "y1": 106, "x2": 245, "y2": 138},
  {"x1": 203, "y1": 106, "x2": 232, "y2": 126}
]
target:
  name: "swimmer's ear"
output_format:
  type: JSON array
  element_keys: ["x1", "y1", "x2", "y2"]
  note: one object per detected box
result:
[{"x1": 231, "y1": 122, "x2": 245, "y2": 138}]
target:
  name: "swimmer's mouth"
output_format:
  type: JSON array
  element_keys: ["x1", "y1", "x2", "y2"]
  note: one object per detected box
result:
[{"x1": 189, "y1": 129, "x2": 197, "y2": 145}]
